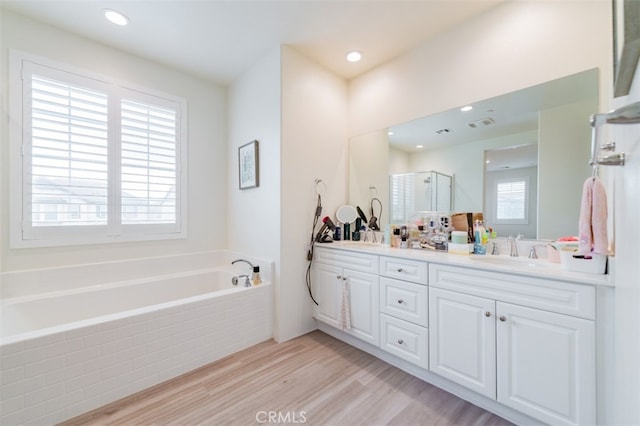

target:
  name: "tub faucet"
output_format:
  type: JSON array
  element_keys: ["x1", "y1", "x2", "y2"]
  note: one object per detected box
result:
[{"x1": 232, "y1": 259, "x2": 254, "y2": 270}]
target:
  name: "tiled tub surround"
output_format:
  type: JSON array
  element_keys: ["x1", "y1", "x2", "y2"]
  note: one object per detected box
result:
[{"x1": 0, "y1": 251, "x2": 274, "y2": 425}]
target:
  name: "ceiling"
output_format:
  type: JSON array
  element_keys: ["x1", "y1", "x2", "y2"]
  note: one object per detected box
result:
[{"x1": 1, "y1": 0, "x2": 506, "y2": 85}]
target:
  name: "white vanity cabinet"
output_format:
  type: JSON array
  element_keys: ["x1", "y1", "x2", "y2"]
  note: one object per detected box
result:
[
  {"x1": 379, "y1": 256, "x2": 429, "y2": 368},
  {"x1": 429, "y1": 264, "x2": 596, "y2": 426},
  {"x1": 312, "y1": 247, "x2": 379, "y2": 346}
]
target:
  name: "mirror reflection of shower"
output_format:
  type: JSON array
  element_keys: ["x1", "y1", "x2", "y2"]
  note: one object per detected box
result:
[{"x1": 390, "y1": 171, "x2": 453, "y2": 224}]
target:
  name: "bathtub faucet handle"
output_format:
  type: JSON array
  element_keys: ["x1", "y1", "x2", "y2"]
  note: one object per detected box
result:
[{"x1": 232, "y1": 274, "x2": 251, "y2": 287}]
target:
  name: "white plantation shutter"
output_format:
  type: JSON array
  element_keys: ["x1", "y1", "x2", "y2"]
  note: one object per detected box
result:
[
  {"x1": 390, "y1": 174, "x2": 415, "y2": 223},
  {"x1": 495, "y1": 178, "x2": 528, "y2": 223},
  {"x1": 12, "y1": 53, "x2": 186, "y2": 247},
  {"x1": 121, "y1": 98, "x2": 177, "y2": 225},
  {"x1": 29, "y1": 75, "x2": 109, "y2": 227}
]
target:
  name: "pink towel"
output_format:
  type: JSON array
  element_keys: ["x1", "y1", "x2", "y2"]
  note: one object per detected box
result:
[{"x1": 578, "y1": 177, "x2": 608, "y2": 255}]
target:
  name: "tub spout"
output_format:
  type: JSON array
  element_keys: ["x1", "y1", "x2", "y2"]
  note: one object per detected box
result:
[{"x1": 232, "y1": 259, "x2": 254, "y2": 269}]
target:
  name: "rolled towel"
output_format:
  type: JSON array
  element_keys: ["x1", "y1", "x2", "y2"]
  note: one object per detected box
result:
[
  {"x1": 338, "y1": 279, "x2": 351, "y2": 331},
  {"x1": 578, "y1": 177, "x2": 608, "y2": 255}
]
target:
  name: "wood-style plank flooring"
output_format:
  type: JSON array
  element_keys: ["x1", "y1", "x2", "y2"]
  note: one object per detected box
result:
[{"x1": 63, "y1": 331, "x2": 513, "y2": 426}]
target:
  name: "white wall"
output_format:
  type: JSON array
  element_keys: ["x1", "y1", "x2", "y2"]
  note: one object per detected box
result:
[
  {"x1": 280, "y1": 46, "x2": 349, "y2": 341},
  {"x1": 348, "y1": 0, "x2": 612, "y2": 137},
  {"x1": 227, "y1": 47, "x2": 282, "y2": 336},
  {"x1": 538, "y1": 100, "x2": 594, "y2": 239},
  {"x1": 0, "y1": 10, "x2": 227, "y2": 271},
  {"x1": 349, "y1": 130, "x2": 389, "y2": 221},
  {"x1": 229, "y1": 46, "x2": 349, "y2": 343}
]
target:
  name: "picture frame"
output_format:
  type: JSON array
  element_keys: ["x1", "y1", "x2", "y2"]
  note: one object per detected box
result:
[{"x1": 238, "y1": 140, "x2": 259, "y2": 189}]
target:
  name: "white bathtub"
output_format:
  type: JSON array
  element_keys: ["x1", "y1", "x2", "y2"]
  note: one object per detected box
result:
[{"x1": 0, "y1": 251, "x2": 274, "y2": 425}]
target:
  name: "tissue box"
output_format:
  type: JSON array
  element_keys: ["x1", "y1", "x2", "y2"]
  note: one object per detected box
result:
[{"x1": 559, "y1": 251, "x2": 607, "y2": 274}]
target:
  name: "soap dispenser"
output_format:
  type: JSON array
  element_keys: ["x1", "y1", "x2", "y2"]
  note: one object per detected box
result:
[{"x1": 251, "y1": 266, "x2": 262, "y2": 285}]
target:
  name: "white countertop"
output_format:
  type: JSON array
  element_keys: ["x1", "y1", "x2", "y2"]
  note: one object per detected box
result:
[{"x1": 314, "y1": 241, "x2": 614, "y2": 287}]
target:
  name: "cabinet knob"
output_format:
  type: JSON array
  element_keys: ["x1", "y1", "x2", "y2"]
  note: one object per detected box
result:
[
  {"x1": 485, "y1": 311, "x2": 491, "y2": 317},
  {"x1": 397, "y1": 268, "x2": 403, "y2": 272},
  {"x1": 336, "y1": 275, "x2": 342, "y2": 279},
  {"x1": 397, "y1": 299, "x2": 404, "y2": 304},
  {"x1": 499, "y1": 316, "x2": 507, "y2": 322},
  {"x1": 397, "y1": 339, "x2": 403, "y2": 345}
]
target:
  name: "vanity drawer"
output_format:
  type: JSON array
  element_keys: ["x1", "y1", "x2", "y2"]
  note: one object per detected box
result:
[
  {"x1": 314, "y1": 247, "x2": 378, "y2": 274},
  {"x1": 380, "y1": 256, "x2": 428, "y2": 284},
  {"x1": 380, "y1": 314, "x2": 428, "y2": 368},
  {"x1": 429, "y1": 264, "x2": 596, "y2": 320},
  {"x1": 380, "y1": 277, "x2": 428, "y2": 326}
]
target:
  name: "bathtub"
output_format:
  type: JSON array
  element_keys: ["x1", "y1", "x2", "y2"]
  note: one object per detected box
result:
[{"x1": 0, "y1": 251, "x2": 274, "y2": 425}]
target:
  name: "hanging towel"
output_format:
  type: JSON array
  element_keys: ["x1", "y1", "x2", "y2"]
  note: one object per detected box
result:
[
  {"x1": 578, "y1": 177, "x2": 608, "y2": 255},
  {"x1": 338, "y1": 279, "x2": 352, "y2": 331}
]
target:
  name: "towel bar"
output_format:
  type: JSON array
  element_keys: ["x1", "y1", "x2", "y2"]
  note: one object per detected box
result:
[{"x1": 588, "y1": 101, "x2": 640, "y2": 167}]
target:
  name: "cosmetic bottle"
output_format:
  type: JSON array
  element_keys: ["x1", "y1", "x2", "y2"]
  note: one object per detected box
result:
[
  {"x1": 333, "y1": 225, "x2": 341, "y2": 241},
  {"x1": 252, "y1": 266, "x2": 262, "y2": 285},
  {"x1": 383, "y1": 224, "x2": 391, "y2": 247},
  {"x1": 344, "y1": 223, "x2": 351, "y2": 240}
]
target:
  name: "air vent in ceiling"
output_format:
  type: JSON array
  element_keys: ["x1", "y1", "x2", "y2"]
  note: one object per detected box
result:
[
  {"x1": 435, "y1": 128, "x2": 452, "y2": 134},
  {"x1": 468, "y1": 117, "x2": 495, "y2": 128}
]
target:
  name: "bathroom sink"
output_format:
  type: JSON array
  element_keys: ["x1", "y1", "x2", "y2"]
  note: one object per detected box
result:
[
  {"x1": 469, "y1": 255, "x2": 554, "y2": 269},
  {"x1": 341, "y1": 242, "x2": 381, "y2": 248}
]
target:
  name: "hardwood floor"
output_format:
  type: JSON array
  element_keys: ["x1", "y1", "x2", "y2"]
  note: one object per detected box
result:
[{"x1": 63, "y1": 331, "x2": 513, "y2": 426}]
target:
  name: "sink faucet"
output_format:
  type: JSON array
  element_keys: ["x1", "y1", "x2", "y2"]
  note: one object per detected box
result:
[{"x1": 508, "y1": 235, "x2": 519, "y2": 257}]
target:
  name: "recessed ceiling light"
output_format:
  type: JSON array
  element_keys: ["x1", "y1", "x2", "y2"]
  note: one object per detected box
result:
[
  {"x1": 103, "y1": 9, "x2": 129, "y2": 26},
  {"x1": 416, "y1": 145, "x2": 424, "y2": 149},
  {"x1": 346, "y1": 51, "x2": 362, "y2": 63},
  {"x1": 461, "y1": 105, "x2": 473, "y2": 112}
]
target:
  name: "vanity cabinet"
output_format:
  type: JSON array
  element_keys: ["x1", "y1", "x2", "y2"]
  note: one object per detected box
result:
[
  {"x1": 429, "y1": 264, "x2": 596, "y2": 426},
  {"x1": 379, "y1": 256, "x2": 429, "y2": 368},
  {"x1": 312, "y1": 248, "x2": 379, "y2": 346}
]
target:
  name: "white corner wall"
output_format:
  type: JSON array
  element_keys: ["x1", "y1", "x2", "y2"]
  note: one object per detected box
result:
[
  {"x1": 228, "y1": 46, "x2": 348, "y2": 342},
  {"x1": 280, "y1": 46, "x2": 349, "y2": 342},
  {"x1": 0, "y1": 10, "x2": 227, "y2": 271},
  {"x1": 348, "y1": 0, "x2": 612, "y2": 137},
  {"x1": 227, "y1": 47, "x2": 282, "y2": 338}
]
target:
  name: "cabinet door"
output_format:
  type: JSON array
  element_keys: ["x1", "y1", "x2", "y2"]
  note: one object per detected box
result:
[
  {"x1": 429, "y1": 287, "x2": 496, "y2": 399},
  {"x1": 312, "y1": 263, "x2": 341, "y2": 327},
  {"x1": 496, "y1": 303, "x2": 596, "y2": 426},
  {"x1": 344, "y1": 269, "x2": 380, "y2": 346}
]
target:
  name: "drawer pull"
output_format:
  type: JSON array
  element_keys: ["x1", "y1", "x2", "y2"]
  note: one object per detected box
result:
[
  {"x1": 397, "y1": 299, "x2": 404, "y2": 304},
  {"x1": 336, "y1": 275, "x2": 342, "y2": 279},
  {"x1": 485, "y1": 311, "x2": 491, "y2": 317},
  {"x1": 397, "y1": 268, "x2": 404, "y2": 272},
  {"x1": 499, "y1": 316, "x2": 507, "y2": 322},
  {"x1": 397, "y1": 339, "x2": 404, "y2": 345}
]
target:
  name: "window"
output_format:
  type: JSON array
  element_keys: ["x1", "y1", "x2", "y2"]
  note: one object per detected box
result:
[
  {"x1": 10, "y1": 51, "x2": 187, "y2": 247},
  {"x1": 495, "y1": 177, "x2": 529, "y2": 224},
  {"x1": 390, "y1": 174, "x2": 415, "y2": 223}
]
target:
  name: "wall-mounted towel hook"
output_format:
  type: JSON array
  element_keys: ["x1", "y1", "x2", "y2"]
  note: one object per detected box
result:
[{"x1": 314, "y1": 179, "x2": 326, "y2": 196}]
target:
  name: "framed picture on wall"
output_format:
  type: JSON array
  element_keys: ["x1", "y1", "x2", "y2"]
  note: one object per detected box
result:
[{"x1": 238, "y1": 140, "x2": 259, "y2": 189}]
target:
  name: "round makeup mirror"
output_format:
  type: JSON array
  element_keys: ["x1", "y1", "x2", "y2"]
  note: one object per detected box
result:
[{"x1": 336, "y1": 205, "x2": 358, "y2": 224}]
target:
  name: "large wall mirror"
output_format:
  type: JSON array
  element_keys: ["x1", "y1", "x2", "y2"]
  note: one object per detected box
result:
[{"x1": 349, "y1": 68, "x2": 599, "y2": 240}]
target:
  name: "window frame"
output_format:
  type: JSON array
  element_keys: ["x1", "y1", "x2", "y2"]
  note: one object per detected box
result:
[
  {"x1": 494, "y1": 176, "x2": 529, "y2": 225},
  {"x1": 9, "y1": 50, "x2": 188, "y2": 248}
]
